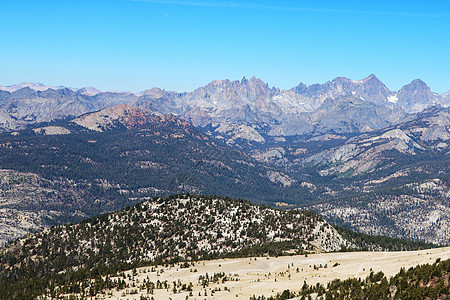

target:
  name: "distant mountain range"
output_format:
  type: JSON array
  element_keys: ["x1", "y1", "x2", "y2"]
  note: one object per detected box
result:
[
  {"x1": 0, "y1": 75, "x2": 449, "y2": 138},
  {"x1": 0, "y1": 82, "x2": 106, "y2": 95}
]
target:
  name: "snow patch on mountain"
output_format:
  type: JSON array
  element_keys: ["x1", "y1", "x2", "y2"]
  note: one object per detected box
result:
[{"x1": 388, "y1": 94, "x2": 398, "y2": 103}]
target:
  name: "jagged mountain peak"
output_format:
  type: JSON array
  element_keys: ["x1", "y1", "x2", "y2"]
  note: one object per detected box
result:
[
  {"x1": 350, "y1": 74, "x2": 392, "y2": 104},
  {"x1": 247, "y1": 75, "x2": 264, "y2": 83},
  {"x1": 411, "y1": 78, "x2": 427, "y2": 85},
  {"x1": 137, "y1": 87, "x2": 168, "y2": 97},
  {"x1": 291, "y1": 82, "x2": 308, "y2": 93},
  {"x1": 397, "y1": 78, "x2": 435, "y2": 112},
  {"x1": 204, "y1": 76, "x2": 269, "y2": 90},
  {"x1": 195, "y1": 79, "x2": 234, "y2": 94},
  {"x1": 361, "y1": 74, "x2": 385, "y2": 86},
  {"x1": 363, "y1": 73, "x2": 378, "y2": 81},
  {"x1": 0, "y1": 82, "x2": 127, "y2": 96},
  {"x1": 403, "y1": 78, "x2": 430, "y2": 90},
  {"x1": 244, "y1": 76, "x2": 274, "y2": 93},
  {"x1": 188, "y1": 77, "x2": 275, "y2": 102},
  {"x1": 39, "y1": 87, "x2": 77, "y2": 97},
  {"x1": 9, "y1": 86, "x2": 38, "y2": 98},
  {"x1": 288, "y1": 74, "x2": 392, "y2": 107},
  {"x1": 349, "y1": 74, "x2": 381, "y2": 87},
  {"x1": 331, "y1": 76, "x2": 353, "y2": 84}
]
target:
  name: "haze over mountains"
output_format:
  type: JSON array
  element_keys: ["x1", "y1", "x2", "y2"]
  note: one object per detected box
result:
[
  {"x1": 0, "y1": 82, "x2": 101, "y2": 95},
  {"x1": 0, "y1": 75, "x2": 449, "y2": 137}
]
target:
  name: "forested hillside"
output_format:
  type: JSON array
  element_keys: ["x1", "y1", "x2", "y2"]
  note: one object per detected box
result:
[
  {"x1": 0, "y1": 194, "x2": 434, "y2": 299},
  {"x1": 0, "y1": 106, "x2": 313, "y2": 246},
  {"x1": 0, "y1": 194, "x2": 345, "y2": 299}
]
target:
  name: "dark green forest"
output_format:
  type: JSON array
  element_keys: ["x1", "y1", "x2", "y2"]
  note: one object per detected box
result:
[{"x1": 264, "y1": 258, "x2": 450, "y2": 300}]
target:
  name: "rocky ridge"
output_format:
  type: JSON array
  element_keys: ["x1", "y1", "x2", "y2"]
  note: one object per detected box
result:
[
  {"x1": 0, "y1": 87, "x2": 135, "y2": 131},
  {"x1": 1, "y1": 75, "x2": 449, "y2": 142},
  {"x1": 300, "y1": 106, "x2": 450, "y2": 177}
]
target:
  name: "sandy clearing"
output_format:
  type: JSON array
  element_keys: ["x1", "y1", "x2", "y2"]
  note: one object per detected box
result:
[{"x1": 97, "y1": 246, "x2": 450, "y2": 299}]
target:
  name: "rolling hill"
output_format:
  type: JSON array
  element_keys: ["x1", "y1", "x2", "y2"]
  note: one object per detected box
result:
[{"x1": 0, "y1": 193, "x2": 433, "y2": 300}]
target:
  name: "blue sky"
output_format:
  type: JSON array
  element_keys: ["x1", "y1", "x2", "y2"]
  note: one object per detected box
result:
[{"x1": 1, "y1": 0, "x2": 449, "y2": 93}]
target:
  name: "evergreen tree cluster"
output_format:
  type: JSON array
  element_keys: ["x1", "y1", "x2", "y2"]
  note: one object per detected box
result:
[{"x1": 265, "y1": 258, "x2": 450, "y2": 300}]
